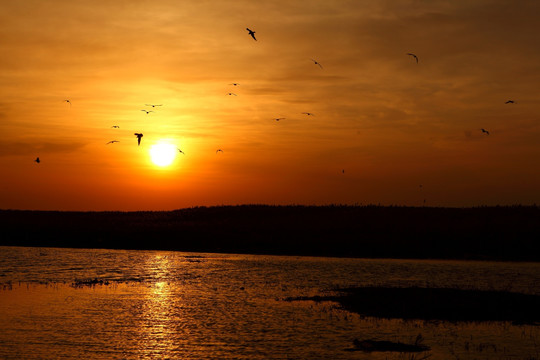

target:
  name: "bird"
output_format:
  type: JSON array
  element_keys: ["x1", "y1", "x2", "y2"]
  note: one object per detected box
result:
[
  {"x1": 134, "y1": 133, "x2": 144, "y2": 145},
  {"x1": 246, "y1": 28, "x2": 256, "y2": 41},
  {"x1": 229, "y1": 83, "x2": 240, "y2": 86},
  {"x1": 227, "y1": 93, "x2": 237, "y2": 96},
  {"x1": 64, "y1": 99, "x2": 71, "y2": 106},
  {"x1": 106, "y1": 140, "x2": 119, "y2": 145},
  {"x1": 145, "y1": 104, "x2": 162, "y2": 108},
  {"x1": 311, "y1": 59, "x2": 323, "y2": 69},
  {"x1": 177, "y1": 148, "x2": 185, "y2": 155},
  {"x1": 342, "y1": 169, "x2": 345, "y2": 174},
  {"x1": 111, "y1": 125, "x2": 120, "y2": 128},
  {"x1": 274, "y1": 117, "x2": 285, "y2": 121},
  {"x1": 407, "y1": 53, "x2": 419, "y2": 63},
  {"x1": 216, "y1": 149, "x2": 224, "y2": 154},
  {"x1": 481, "y1": 128, "x2": 490, "y2": 135},
  {"x1": 505, "y1": 100, "x2": 515, "y2": 104},
  {"x1": 141, "y1": 110, "x2": 154, "y2": 114},
  {"x1": 34, "y1": 157, "x2": 40, "y2": 164},
  {"x1": 302, "y1": 112, "x2": 314, "y2": 116}
]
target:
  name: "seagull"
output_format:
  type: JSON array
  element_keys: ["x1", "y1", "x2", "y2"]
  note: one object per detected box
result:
[
  {"x1": 274, "y1": 117, "x2": 285, "y2": 121},
  {"x1": 34, "y1": 157, "x2": 40, "y2": 164},
  {"x1": 246, "y1": 28, "x2": 256, "y2": 41},
  {"x1": 141, "y1": 110, "x2": 154, "y2": 114},
  {"x1": 111, "y1": 125, "x2": 120, "y2": 128},
  {"x1": 505, "y1": 100, "x2": 515, "y2": 104},
  {"x1": 407, "y1": 53, "x2": 419, "y2": 63},
  {"x1": 134, "y1": 133, "x2": 144, "y2": 145},
  {"x1": 229, "y1": 83, "x2": 240, "y2": 86},
  {"x1": 177, "y1": 148, "x2": 185, "y2": 155},
  {"x1": 311, "y1": 59, "x2": 323, "y2": 69},
  {"x1": 481, "y1": 128, "x2": 490, "y2": 135},
  {"x1": 227, "y1": 93, "x2": 237, "y2": 96},
  {"x1": 106, "y1": 140, "x2": 119, "y2": 145},
  {"x1": 302, "y1": 112, "x2": 314, "y2": 116},
  {"x1": 216, "y1": 149, "x2": 223, "y2": 154},
  {"x1": 145, "y1": 104, "x2": 162, "y2": 108},
  {"x1": 64, "y1": 99, "x2": 71, "y2": 106}
]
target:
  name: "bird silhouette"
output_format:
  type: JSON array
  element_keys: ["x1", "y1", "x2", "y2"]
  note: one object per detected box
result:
[
  {"x1": 34, "y1": 157, "x2": 40, "y2": 164},
  {"x1": 106, "y1": 140, "x2": 119, "y2": 145},
  {"x1": 145, "y1": 104, "x2": 162, "y2": 108},
  {"x1": 274, "y1": 117, "x2": 285, "y2": 121},
  {"x1": 311, "y1": 59, "x2": 323, "y2": 69},
  {"x1": 227, "y1": 93, "x2": 237, "y2": 96},
  {"x1": 134, "y1": 133, "x2": 144, "y2": 145},
  {"x1": 302, "y1": 112, "x2": 314, "y2": 116},
  {"x1": 216, "y1": 149, "x2": 224, "y2": 154},
  {"x1": 177, "y1": 148, "x2": 185, "y2": 155},
  {"x1": 111, "y1": 125, "x2": 120, "y2": 128},
  {"x1": 481, "y1": 128, "x2": 490, "y2": 135},
  {"x1": 246, "y1": 28, "x2": 256, "y2": 41},
  {"x1": 229, "y1": 83, "x2": 240, "y2": 86},
  {"x1": 407, "y1": 53, "x2": 419, "y2": 63},
  {"x1": 141, "y1": 110, "x2": 154, "y2": 114},
  {"x1": 505, "y1": 100, "x2": 515, "y2": 104},
  {"x1": 64, "y1": 99, "x2": 71, "y2": 106}
]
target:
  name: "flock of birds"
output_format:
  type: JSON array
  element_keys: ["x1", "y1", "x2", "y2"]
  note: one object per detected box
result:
[{"x1": 33, "y1": 27, "x2": 516, "y2": 167}]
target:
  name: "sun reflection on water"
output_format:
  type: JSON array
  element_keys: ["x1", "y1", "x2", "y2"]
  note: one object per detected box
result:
[{"x1": 136, "y1": 255, "x2": 179, "y2": 357}]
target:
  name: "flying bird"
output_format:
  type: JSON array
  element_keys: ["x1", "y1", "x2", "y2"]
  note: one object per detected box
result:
[
  {"x1": 407, "y1": 53, "x2": 419, "y2": 63},
  {"x1": 216, "y1": 149, "x2": 224, "y2": 154},
  {"x1": 505, "y1": 100, "x2": 515, "y2": 104},
  {"x1": 64, "y1": 99, "x2": 71, "y2": 106},
  {"x1": 111, "y1": 125, "x2": 120, "y2": 128},
  {"x1": 311, "y1": 59, "x2": 323, "y2": 69},
  {"x1": 177, "y1": 148, "x2": 185, "y2": 155},
  {"x1": 229, "y1": 83, "x2": 240, "y2": 86},
  {"x1": 34, "y1": 157, "x2": 40, "y2": 164},
  {"x1": 145, "y1": 104, "x2": 162, "y2": 108},
  {"x1": 134, "y1": 133, "x2": 144, "y2": 145},
  {"x1": 274, "y1": 117, "x2": 285, "y2": 121},
  {"x1": 141, "y1": 110, "x2": 154, "y2": 114},
  {"x1": 106, "y1": 140, "x2": 119, "y2": 145},
  {"x1": 302, "y1": 112, "x2": 314, "y2": 116},
  {"x1": 227, "y1": 93, "x2": 237, "y2": 96},
  {"x1": 481, "y1": 128, "x2": 490, "y2": 135},
  {"x1": 246, "y1": 28, "x2": 256, "y2": 41}
]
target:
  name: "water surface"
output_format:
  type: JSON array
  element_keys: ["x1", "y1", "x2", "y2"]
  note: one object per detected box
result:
[{"x1": 1, "y1": 246, "x2": 539, "y2": 359}]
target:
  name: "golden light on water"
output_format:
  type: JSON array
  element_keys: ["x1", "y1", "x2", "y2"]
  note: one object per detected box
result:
[{"x1": 149, "y1": 143, "x2": 178, "y2": 167}]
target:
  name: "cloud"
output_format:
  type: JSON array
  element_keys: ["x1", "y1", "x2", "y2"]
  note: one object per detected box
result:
[{"x1": 0, "y1": 140, "x2": 87, "y2": 157}]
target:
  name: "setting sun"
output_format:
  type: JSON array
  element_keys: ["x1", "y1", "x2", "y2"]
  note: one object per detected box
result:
[{"x1": 149, "y1": 143, "x2": 177, "y2": 167}]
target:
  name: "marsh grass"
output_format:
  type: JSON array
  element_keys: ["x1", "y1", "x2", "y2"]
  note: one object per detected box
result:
[{"x1": 287, "y1": 286, "x2": 540, "y2": 324}]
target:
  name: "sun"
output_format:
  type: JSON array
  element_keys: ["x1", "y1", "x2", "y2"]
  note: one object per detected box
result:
[{"x1": 149, "y1": 143, "x2": 177, "y2": 167}]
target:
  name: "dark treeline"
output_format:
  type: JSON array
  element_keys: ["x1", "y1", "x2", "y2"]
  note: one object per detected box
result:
[{"x1": 0, "y1": 205, "x2": 539, "y2": 261}]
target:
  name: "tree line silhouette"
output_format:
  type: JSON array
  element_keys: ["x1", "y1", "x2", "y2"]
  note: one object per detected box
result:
[{"x1": 0, "y1": 205, "x2": 538, "y2": 261}]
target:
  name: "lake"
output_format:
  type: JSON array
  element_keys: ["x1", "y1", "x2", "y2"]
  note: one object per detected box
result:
[{"x1": 1, "y1": 246, "x2": 539, "y2": 359}]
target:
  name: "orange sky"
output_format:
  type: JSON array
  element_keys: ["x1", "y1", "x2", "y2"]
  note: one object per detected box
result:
[{"x1": 1, "y1": 0, "x2": 539, "y2": 210}]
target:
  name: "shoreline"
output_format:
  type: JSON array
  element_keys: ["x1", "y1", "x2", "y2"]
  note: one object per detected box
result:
[{"x1": 1, "y1": 205, "x2": 539, "y2": 262}]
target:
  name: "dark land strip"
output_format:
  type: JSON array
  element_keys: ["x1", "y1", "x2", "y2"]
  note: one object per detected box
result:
[
  {"x1": 1, "y1": 205, "x2": 539, "y2": 261},
  {"x1": 286, "y1": 287, "x2": 540, "y2": 324}
]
